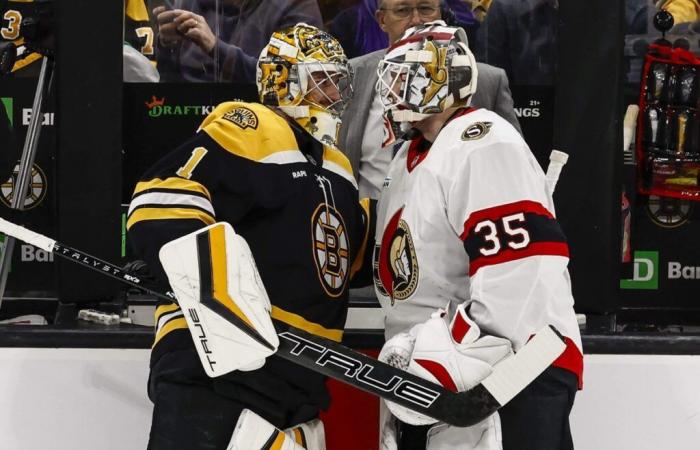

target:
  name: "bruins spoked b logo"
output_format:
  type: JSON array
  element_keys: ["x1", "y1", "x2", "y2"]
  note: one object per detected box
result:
[
  {"x1": 1, "y1": 163, "x2": 47, "y2": 209},
  {"x1": 374, "y1": 208, "x2": 418, "y2": 305},
  {"x1": 312, "y1": 203, "x2": 349, "y2": 297}
]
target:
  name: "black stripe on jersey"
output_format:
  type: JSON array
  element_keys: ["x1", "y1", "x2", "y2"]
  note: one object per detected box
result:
[
  {"x1": 461, "y1": 201, "x2": 569, "y2": 276},
  {"x1": 131, "y1": 187, "x2": 212, "y2": 201}
]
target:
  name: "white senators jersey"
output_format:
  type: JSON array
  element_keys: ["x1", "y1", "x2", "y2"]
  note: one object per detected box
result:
[{"x1": 373, "y1": 108, "x2": 583, "y2": 386}]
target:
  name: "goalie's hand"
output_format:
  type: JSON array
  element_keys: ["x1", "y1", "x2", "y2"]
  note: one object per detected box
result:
[{"x1": 379, "y1": 303, "x2": 513, "y2": 425}]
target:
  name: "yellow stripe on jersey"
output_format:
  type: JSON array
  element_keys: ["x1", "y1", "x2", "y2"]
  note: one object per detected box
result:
[
  {"x1": 133, "y1": 178, "x2": 212, "y2": 200},
  {"x1": 209, "y1": 224, "x2": 255, "y2": 329},
  {"x1": 13, "y1": 52, "x2": 42, "y2": 72},
  {"x1": 199, "y1": 102, "x2": 300, "y2": 162},
  {"x1": 155, "y1": 303, "x2": 181, "y2": 322},
  {"x1": 126, "y1": 207, "x2": 215, "y2": 230},
  {"x1": 350, "y1": 197, "x2": 371, "y2": 279},
  {"x1": 153, "y1": 317, "x2": 188, "y2": 348},
  {"x1": 271, "y1": 306, "x2": 343, "y2": 342},
  {"x1": 323, "y1": 146, "x2": 354, "y2": 178},
  {"x1": 125, "y1": 0, "x2": 149, "y2": 21}
]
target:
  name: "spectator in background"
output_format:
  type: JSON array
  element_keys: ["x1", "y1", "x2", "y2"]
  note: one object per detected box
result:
[
  {"x1": 339, "y1": 0, "x2": 521, "y2": 200},
  {"x1": 330, "y1": 0, "x2": 481, "y2": 59},
  {"x1": 153, "y1": 0, "x2": 322, "y2": 83},
  {"x1": 627, "y1": 0, "x2": 648, "y2": 35},
  {"x1": 124, "y1": 0, "x2": 160, "y2": 82},
  {"x1": 476, "y1": 0, "x2": 559, "y2": 85},
  {"x1": 330, "y1": 0, "x2": 389, "y2": 59},
  {"x1": 468, "y1": 0, "x2": 494, "y2": 22},
  {"x1": 657, "y1": 0, "x2": 700, "y2": 24}
]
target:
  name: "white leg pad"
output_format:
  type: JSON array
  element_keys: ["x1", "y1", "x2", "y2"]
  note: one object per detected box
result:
[
  {"x1": 228, "y1": 409, "x2": 306, "y2": 450},
  {"x1": 227, "y1": 409, "x2": 326, "y2": 450},
  {"x1": 426, "y1": 413, "x2": 502, "y2": 450},
  {"x1": 284, "y1": 417, "x2": 326, "y2": 450}
]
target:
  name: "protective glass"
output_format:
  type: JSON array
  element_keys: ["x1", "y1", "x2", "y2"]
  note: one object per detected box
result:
[{"x1": 381, "y1": 5, "x2": 440, "y2": 20}]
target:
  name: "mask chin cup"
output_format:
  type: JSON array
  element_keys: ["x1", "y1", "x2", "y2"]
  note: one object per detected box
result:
[
  {"x1": 391, "y1": 109, "x2": 430, "y2": 123},
  {"x1": 288, "y1": 104, "x2": 342, "y2": 149}
]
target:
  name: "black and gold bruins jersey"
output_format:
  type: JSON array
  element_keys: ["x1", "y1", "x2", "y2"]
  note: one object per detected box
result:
[
  {"x1": 124, "y1": 0, "x2": 155, "y2": 63},
  {"x1": 127, "y1": 101, "x2": 371, "y2": 423},
  {"x1": 0, "y1": 0, "x2": 44, "y2": 75}
]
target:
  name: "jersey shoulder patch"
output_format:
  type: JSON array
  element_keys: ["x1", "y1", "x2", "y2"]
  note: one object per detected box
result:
[
  {"x1": 199, "y1": 102, "x2": 299, "y2": 162},
  {"x1": 461, "y1": 121, "x2": 493, "y2": 141}
]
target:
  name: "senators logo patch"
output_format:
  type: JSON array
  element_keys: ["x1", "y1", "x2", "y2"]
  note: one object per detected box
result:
[
  {"x1": 223, "y1": 107, "x2": 259, "y2": 130},
  {"x1": 374, "y1": 208, "x2": 419, "y2": 305},
  {"x1": 461, "y1": 122, "x2": 492, "y2": 141},
  {"x1": 312, "y1": 203, "x2": 350, "y2": 297}
]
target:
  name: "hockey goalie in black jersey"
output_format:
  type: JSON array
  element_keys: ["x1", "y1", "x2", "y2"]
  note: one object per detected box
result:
[{"x1": 127, "y1": 24, "x2": 371, "y2": 450}]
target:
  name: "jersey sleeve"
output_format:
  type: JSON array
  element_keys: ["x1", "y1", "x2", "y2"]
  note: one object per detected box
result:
[
  {"x1": 446, "y1": 138, "x2": 571, "y2": 339},
  {"x1": 126, "y1": 105, "x2": 256, "y2": 285}
]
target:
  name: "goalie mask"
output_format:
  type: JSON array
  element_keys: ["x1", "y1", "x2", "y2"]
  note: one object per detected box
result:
[
  {"x1": 376, "y1": 21, "x2": 478, "y2": 139},
  {"x1": 257, "y1": 23, "x2": 353, "y2": 149}
]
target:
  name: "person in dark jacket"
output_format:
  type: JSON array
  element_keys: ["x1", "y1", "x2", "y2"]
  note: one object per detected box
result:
[{"x1": 153, "y1": 0, "x2": 322, "y2": 82}]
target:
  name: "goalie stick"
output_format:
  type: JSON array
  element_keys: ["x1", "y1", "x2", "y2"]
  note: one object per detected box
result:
[{"x1": 0, "y1": 217, "x2": 566, "y2": 427}]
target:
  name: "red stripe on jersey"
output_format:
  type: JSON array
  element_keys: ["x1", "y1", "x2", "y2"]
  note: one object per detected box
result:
[
  {"x1": 414, "y1": 359, "x2": 458, "y2": 392},
  {"x1": 460, "y1": 200, "x2": 554, "y2": 240},
  {"x1": 553, "y1": 337, "x2": 584, "y2": 389},
  {"x1": 407, "y1": 136, "x2": 430, "y2": 172},
  {"x1": 468, "y1": 242, "x2": 570, "y2": 276},
  {"x1": 451, "y1": 311, "x2": 471, "y2": 343}
]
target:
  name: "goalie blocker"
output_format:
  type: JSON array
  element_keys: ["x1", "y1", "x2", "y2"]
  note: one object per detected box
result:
[
  {"x1": 0, "y1": 216, "x2": 566, "y2": 427},
  {"x1": 158, "y1": 222, "x2": 279, "y2": 376}
]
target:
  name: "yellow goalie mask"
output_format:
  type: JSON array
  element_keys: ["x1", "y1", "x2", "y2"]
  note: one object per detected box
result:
[{"x1": 257, "y1": 23, "x2": 353, "y2": 149}]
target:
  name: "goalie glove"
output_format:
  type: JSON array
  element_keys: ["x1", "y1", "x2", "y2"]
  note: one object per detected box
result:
[
  {"x1": 159, "y1": 222, "x2": 279, "y2": 377},
  {"x1": 379, "y1": 303, "x2": 513, "y2": 425}
]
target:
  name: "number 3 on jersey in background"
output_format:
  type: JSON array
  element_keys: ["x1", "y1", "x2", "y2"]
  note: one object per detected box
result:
[{"x1": 1, "y1": 10, "x2": 22, "y2": 40}]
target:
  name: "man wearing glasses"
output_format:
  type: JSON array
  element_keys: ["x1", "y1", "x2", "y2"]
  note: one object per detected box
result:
[{"x1": 338, "y1": 0, "x2": 521, "y2": 200}]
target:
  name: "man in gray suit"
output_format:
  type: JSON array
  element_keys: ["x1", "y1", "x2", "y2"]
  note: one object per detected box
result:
[{"x1": 339, "y1": 0, "x2": 521, "y2": 199}]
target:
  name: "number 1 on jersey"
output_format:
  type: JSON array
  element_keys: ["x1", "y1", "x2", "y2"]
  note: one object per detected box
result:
[{"x1": 177, "y1": 147, "x2": 208, "y2": 179}]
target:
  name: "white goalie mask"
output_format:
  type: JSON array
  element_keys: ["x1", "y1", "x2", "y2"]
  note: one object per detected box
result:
[
  {"x1": 257, "y1": 23, "x2": 353, "y2": 149},
  {"x1": 376, "y1": 21, "x2": 478, "y2": 137}
]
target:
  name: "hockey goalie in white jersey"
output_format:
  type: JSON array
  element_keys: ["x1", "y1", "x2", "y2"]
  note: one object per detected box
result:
[{"x1": 372, "y1": 22, "x2": 583, "y2": 450}]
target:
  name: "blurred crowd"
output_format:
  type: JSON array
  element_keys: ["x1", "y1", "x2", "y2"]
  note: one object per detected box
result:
[
  {"x1": 120, "y1": 0, "x2": 698, "y2": 85},
  {"x1": 122, "y1": 0, "x2": 564, "y2": 84}
]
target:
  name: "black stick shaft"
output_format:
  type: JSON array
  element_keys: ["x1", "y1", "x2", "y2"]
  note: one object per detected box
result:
[
  {"x1": 49, "y1": 244, "x2": 497, "y2": 426},
  {"x1": 2, "y1": 219, "x2": 498, "y2": 426}
]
